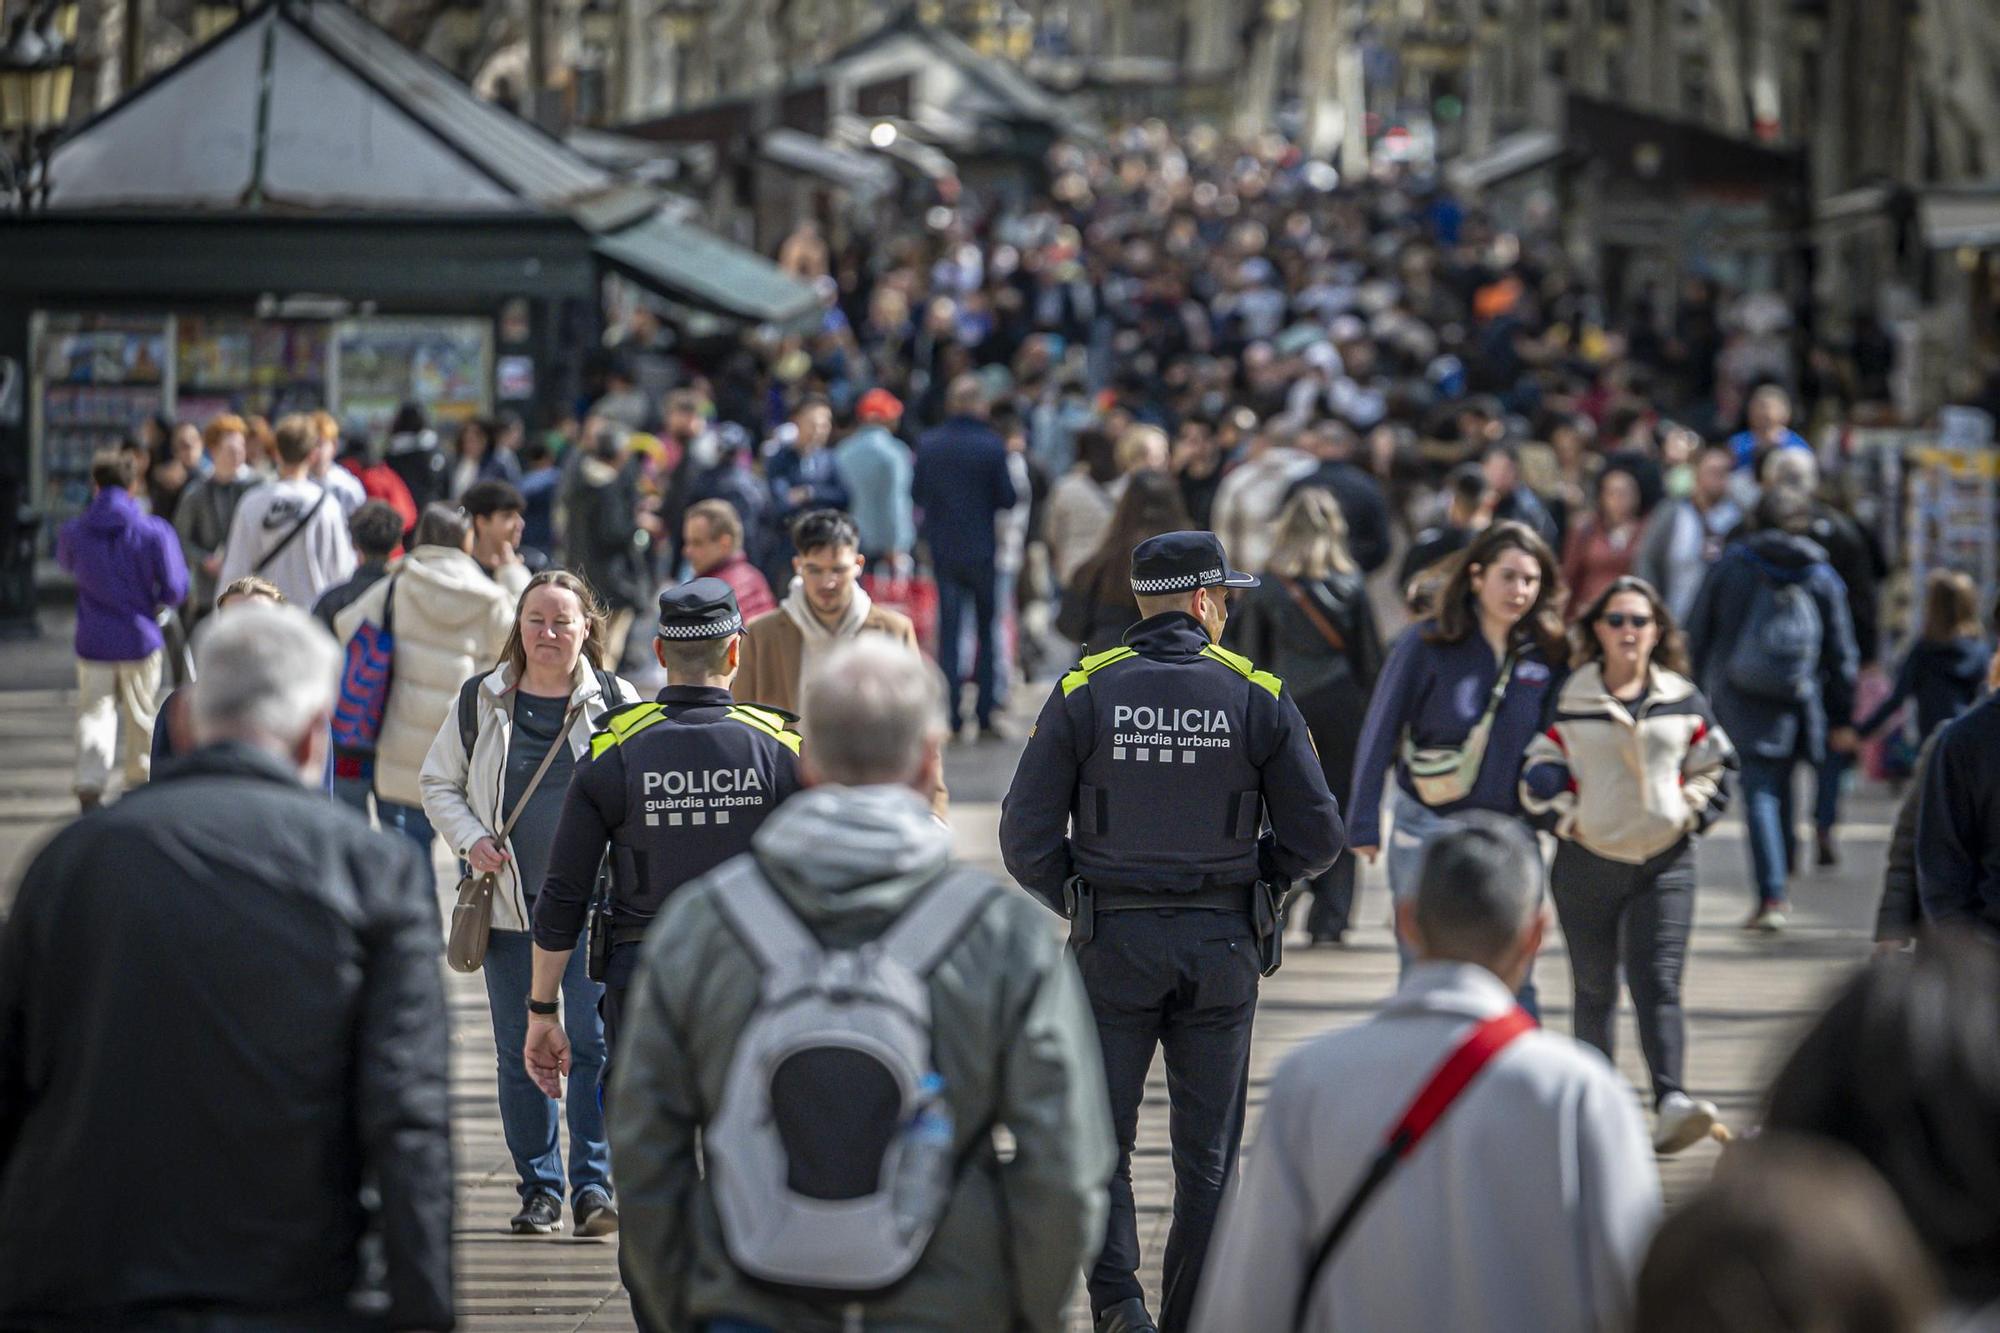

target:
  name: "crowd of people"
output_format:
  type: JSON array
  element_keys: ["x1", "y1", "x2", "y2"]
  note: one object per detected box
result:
[{"x1": 5, "y1": 121, "x2": 1999, "y2": 1333}]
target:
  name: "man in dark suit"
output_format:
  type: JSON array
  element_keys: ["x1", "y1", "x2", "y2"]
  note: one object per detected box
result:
[{"x1": 913, "y1": 373, "x2": 1019, "y2": 740}]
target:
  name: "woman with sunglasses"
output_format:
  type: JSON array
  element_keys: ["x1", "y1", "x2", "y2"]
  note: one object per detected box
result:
[{"x1": 1521, "y1": 575, "x2": 1737, "y2": 1154}]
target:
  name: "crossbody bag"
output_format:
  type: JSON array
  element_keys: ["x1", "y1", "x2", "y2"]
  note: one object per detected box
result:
[
  {"x1": 253, "y1": 487, "x2": 328, "y2": 574},
  {"x1": 1293, "y1": 1007, "x2": 1536, "y2": 1328},
  {"x1": 1278, "y1": 576, "x2": 1349, "y2": 656},
  {"x1": 446, "y1": 697, "x2": 585, "y2": 974},
  {"x1": 1400, "y1": 650, "x2": 1517, "y2": 807}
]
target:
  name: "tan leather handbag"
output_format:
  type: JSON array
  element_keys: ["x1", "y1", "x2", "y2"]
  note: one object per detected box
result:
[{"x1": 446, "y1": 698, "x2": 583, "y2": 974}]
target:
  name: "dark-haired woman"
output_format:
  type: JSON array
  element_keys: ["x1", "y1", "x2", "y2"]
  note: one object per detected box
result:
[
  {"x1": 1057, "y1": 468, "x2": 1192, "y2": 656},
  {"x1": 1348, "y1": 520, "x2": 1569, "y2": 1011},
  {"x1": 1521, "y1": 576, "x2": 1736, "y2": 1154}
]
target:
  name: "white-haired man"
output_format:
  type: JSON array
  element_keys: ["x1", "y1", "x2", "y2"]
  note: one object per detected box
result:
[
  {"x1": 610, "y1": 636, "x2": 1114, "y2": 1333},
  {"x1": 1194, "y1": 812, "x2": 1660, "y2": 1333},
  {"x1": 0, "y1": 605, "x2": 453, "y2": 1330}
]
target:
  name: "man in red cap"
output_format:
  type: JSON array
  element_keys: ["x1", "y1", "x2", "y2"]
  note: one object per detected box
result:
[{"x1": 833, "y1": 389, "x2": 915, "y2": 570}]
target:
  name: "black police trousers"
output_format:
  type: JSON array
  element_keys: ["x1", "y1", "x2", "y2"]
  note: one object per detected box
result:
[
  {"x1": 597, "y1": 941, "x2": 669, "y2": 1333},
  {"x1": 1074, "y1": 906, "x2": 1261, "y2": 1333}
]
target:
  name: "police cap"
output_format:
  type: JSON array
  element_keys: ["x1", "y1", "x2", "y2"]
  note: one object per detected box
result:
[
  {"x1": 1130, "y1": 530, "x2": 1260, "y2": 595},
  {"x1": 657, "y1": 577, "x2": 742, "y2": 639}
]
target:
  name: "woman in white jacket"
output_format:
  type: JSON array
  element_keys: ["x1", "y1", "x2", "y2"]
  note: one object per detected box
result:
[
  {"x1": 420, "y1": 569, "x2": 638, "y2": 1237},
  {"x1": 335, "y1": 504, "x2": 514, "y2": 852},
  {"x1": 1521, "y1": 575, "x2": 1737, "y2": 1156}
]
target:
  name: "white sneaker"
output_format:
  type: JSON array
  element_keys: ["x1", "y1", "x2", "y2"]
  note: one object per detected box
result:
[
  {"x1": 1752, "y1": 906, "x2": 1788, "y2": 933},
  {"x1": 1654, "y1": 1092, "x2": 1719, "y2": 1154}
]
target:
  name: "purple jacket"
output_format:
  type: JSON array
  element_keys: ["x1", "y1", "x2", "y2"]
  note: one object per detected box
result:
[{"x1": 57, "y1": 488, "x2": 189, "y2": 662}]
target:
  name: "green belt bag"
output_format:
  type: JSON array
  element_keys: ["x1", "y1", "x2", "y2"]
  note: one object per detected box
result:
[{"x1": 1400, "y1": 652, "x2": 1517, "y2": 808}]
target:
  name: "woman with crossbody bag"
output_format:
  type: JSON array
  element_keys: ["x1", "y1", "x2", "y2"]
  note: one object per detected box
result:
[
  {"x1": 419, "y1": 571, "x2": 637, "y2": 1238},
  {"x1": 1226, "y1": 489, "x2": 1383, "y2": 943},
  {"x1": 1348, "y1": 522, "x2": 1569, "y2": 1008}
]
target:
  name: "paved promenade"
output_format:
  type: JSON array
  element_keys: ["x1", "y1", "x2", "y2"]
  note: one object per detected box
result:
[{"x1": 0, "y1": 623, "x2": 1891, "y2": 1330}]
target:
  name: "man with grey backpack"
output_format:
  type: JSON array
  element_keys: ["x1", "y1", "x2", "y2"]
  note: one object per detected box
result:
[
  {"x1": 1685, "y1": 486, "x2": 1859, "y2": 931},
  {"x1": 608, "y1": 636, "x2": 1115, "y2": 1333}
]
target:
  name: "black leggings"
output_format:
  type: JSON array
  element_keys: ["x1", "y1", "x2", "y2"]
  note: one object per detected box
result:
[{"x1": 1549, "y1": 838, "x2": 1696, "y2": 1107}]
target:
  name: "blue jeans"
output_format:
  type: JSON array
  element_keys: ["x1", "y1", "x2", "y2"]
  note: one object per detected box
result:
[
  {"x1": 331, "y1": 773, "x2": 373, "y2": 818},
  {"x1": 936, "y1": 562, "x2": 999, "y2": 731},
  {"x1": 378, "y1": 799, "x2": 434, "y2": 860},
  {"x1": 1739, "y1": 755, "x2": 1796, "y2": 908},
  {"x1": 962, "y1": 566, "x2": 1019, "y2": 710},
  {"x1": 1386, "y1": 785, "x2": 1539, "y2": 1018},
  {"x1": 481, "y1": 928, "x2": 610, "y2": 1202}
]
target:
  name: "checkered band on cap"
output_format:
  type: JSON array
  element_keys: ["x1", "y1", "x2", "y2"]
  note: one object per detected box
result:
[
  {"x1": 657, "y1": 613, "x2": 743, "y2": 639},
  {"x1": 1131, "y1": 567, "x2": 1224, "y2": 594}
]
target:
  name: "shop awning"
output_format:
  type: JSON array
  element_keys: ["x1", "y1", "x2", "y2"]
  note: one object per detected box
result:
[
  {"x1": 1920, "y1": 184, "x2": 2000, "y2": 250},
  {"x1": 593, "y1": 212, "x2": 819, "y2": 325},
  {"x1": 1446, "y1": 129, "x2": 1564, "y2": 192},
  {"x1": 760, "y1": 128, "x2": 897, "y2": 196}
]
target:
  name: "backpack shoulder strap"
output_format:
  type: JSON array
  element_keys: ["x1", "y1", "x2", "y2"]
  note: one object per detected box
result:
[
  {"x1": 455, "y1": 673, "x2": 485, "y2": 756},
  {"x1": 593, "y1": 665, "x2": 622, "y2": 708},
  {"x1": 878, "y1": 866, "x2": 1002, "y2": 978},
  {"x1": 709, "y1": 855, "x2": 822, "y2": 976}
]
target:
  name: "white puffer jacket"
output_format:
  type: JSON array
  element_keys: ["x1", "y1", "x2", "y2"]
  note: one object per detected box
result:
[
  {"x1": 335, "y1": 544, "x2": 514, "y2": 807},
  {"x1": 418, "y1": 660, "x2": 638, "y2": 931}
]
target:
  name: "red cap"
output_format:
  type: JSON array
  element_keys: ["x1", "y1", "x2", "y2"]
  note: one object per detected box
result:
[{"x1": 857, "y1": 388, "x2": 903, "y2": 422}]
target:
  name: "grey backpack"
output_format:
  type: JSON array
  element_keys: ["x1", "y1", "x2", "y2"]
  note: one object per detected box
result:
[
  {"x1": 706, "y1": 856, "x2": 999, "y2": 1294},
  {"x1": 1724, "y1": 564, "x2": 1823, "y2": 703}
]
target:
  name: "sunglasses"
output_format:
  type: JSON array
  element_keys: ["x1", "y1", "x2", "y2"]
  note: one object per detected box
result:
[{"x1": 1602, "y1": 612, "x2": 1653, "y2": 630}]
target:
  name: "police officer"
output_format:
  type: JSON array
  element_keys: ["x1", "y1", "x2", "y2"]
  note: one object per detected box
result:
[
  {"x1": 525, "y1": 578, "x2": 803, "y2": 1104},
  {"x1": 1000, "y1": 530, "x2": 1344, "y2": 1333}
]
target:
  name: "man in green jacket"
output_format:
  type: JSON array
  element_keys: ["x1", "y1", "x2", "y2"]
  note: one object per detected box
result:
[{"x1": 609, "y1": 636, "x2": 1114, "y2": 1332}]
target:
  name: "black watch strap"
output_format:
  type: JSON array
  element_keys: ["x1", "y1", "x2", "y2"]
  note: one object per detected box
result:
[{"x1": 526, "y1": 998, "x2": 560, "y2": 1016}]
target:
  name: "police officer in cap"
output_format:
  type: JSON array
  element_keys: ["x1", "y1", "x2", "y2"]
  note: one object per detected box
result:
[
  {"x1": 526, "y1": 577, "x2": 803, "y2": 1103},
  {"x1": 1000, "y1": 530, "x2": 1344, "y2": 1333}
]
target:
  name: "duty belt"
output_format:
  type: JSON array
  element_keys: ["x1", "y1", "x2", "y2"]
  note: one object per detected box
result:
[{"x1": 1093, "y1": 884, "x2": 1257, "y2": 913}]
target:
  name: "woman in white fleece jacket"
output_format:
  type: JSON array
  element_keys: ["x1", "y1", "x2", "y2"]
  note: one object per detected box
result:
[{"x1": 1521, "y1": 575, "x2": 1737, "y2": 1155}]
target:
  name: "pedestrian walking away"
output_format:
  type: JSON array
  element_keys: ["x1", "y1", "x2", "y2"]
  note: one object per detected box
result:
[
  {"x1": 1193, "y1": 814, "x2": 1659, "y2": 1333},
  {"x1": 0, "y1": 605, "x2": 454, "y2": 1331},
  {"x1": 1521, "y1": 575, "x2": 1737, "y2": 1152},
  {"x1": 420, "y1": 569, "x2": 639, "y2": 1238},
  {"x1": 913, "y1": 373, "x2": 1020, "y2": 739},
  {"x1": 1001, "y1": 529, "x2": 1344, "y2": 1333},
  {"x1": 1684, "y1": 488, "x2": 1858, "y2": 931},
  {"x1": 333, "y1": 503, "x2": 515, "y2": 851},
  {"x1": 1224, "y1": 487, "x2": 1383, "y2": 944},
  {"x1": 216, "y1": 413, "x2": 356, "y2": 611},
  {"x1": 1347, "y1": 520, "x2": 1568, "y2": 1009},
  {"x1": 526, "y1": 578, "x2": 804, "y2": 1104},
  {"x1": 57, "y1": 446, "x2": 189, "y2": 808},
  {"x1": 609, "y1": 637, "x2": 1114, "y2": 1333}
]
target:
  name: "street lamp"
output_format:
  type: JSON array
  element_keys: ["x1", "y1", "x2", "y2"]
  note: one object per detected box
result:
[{"x1": 0, "y1": 3, "x2": 78, "y2": 210}]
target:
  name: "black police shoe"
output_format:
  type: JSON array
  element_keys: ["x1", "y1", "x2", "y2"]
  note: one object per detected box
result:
[
  {"x1": 510, "y1": 1192, "x2": 564, "y2": 1234},
  {"x1": 1095, "y1": 1298, "x2": 1158, "y2": 1333},
  {"x1": 574, "y1": 1187, "x2": 619, "y2": 1237}
]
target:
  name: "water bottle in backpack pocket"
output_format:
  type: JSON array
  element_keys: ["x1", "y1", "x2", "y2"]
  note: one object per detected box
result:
[
  {"x1": 1724, "y1": 568, "x2": 1823, "y2": 703},
  {"x1": 702, "y1": 859, "x2": 997, "y2": 1296}
]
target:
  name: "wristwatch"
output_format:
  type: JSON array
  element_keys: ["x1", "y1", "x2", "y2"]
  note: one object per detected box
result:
[{"x1": 526, "y1": 998, "x2": 559, "y2": 1016}]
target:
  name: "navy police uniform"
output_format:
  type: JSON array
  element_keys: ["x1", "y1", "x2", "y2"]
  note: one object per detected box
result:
[
  {"x1": 1000, "y1": 532, "x2": 1343, "y2": 1333},
  {"x1": 532, "y1": 580, "x2": 803, "y2": 1089}
]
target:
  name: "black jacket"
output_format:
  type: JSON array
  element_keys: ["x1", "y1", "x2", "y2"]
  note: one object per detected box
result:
[
  {"x1": 1001, "y1": 613, "x2": 1344, "y2": 905},
  {"x1": 0, "y1": 744, "x2": 453, "y2": 1330},
  {"x1": 1223, "y1": 571, "x2": 1382, "y2": 805},
  {"x1": 1918, "y1": 692, "x2": 2000, "y2": 937}
]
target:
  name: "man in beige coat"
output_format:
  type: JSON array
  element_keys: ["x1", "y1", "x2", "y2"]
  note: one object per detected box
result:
[{"x1": 734, "y1": 508, "x2": 919, "y2": 712}]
